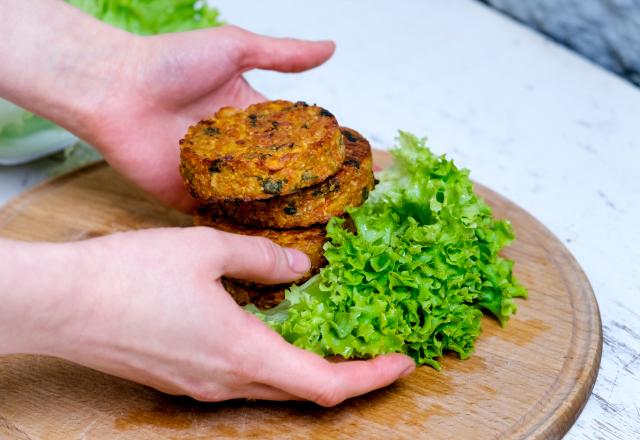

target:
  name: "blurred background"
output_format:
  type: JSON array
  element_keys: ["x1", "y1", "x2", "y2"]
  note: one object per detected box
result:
[
  {"x1": 1, "y1": 0, "x2": 638, "y2": 170},
  {"x1": 481, "y1": 0, "x2": 640, "y2": 86}
]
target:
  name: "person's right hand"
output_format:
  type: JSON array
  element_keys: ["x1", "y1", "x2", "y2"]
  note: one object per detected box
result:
[
  {"x1": 81, "y1": 26, "x2": 336, "y2": 212},
  {"x1": 35, "y1": 228, "x2": 414, "y2": 405},
  {"x1": 0, "y1": 1, "x2": 335, "y2": 213}
]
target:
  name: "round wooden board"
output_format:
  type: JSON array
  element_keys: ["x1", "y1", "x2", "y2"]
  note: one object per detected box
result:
[{"x1": 0, "y1": 151, "x2": 601, "y2": 440}]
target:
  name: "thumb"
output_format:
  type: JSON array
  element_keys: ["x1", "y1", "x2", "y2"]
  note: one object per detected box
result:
[
  {"x1": 253, "y1": 329, "x2": 416, "y2": 407},
  {"x1": 216, "y1": 231, "x2": 311, "y2": 284},
  {"x1": 231, "y1": 26, "x2": 336, "y2": 73}
]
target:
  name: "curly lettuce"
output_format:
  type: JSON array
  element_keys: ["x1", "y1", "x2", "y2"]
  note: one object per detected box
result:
[{"x1": 250, "y1": 131, "x2": 527, "y2": 369}]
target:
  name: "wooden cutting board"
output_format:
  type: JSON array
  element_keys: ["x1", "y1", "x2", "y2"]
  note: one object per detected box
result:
[{"x1": 0, "y1": 151, "x2": 601, "y2": 440}]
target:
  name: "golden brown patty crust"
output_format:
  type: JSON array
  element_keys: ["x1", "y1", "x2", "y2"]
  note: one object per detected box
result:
[
  {"x1": 221, "y1": 279, "x2": 287, "y2": 309},
  {"x1": 180, "y1": 100, "x2": 345, "y2": 201},
  {"x1": 218, "y1": 127, "x2": 375, "y2": 228},
  {"x1": 194, "y1": 204, "x2": 327, "y2": 280}
]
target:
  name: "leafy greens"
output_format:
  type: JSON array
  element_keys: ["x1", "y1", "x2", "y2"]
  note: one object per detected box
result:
[
  {"x1": 250, "y1": 132, "x2": 527, "y2": 369},
  {"x1": 65, "y1": 0, "x2": 223, "y2": 35}
]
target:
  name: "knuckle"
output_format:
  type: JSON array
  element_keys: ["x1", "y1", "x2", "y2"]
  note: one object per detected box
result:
[
  {"x1": 191, "y1": 225, "x2": 222, "y2": 243},
  {"x1": 232, "y1": 320, "x2": 276, "y2": 382},
  {"x1": 227, "y1": 364, "x2": 257, "y2": 386},
  {"x1": 224, "y1": 26, "x2": 259, "y2": 71},
  {"x1": 255, "y1": 237, "x2": 281, "y2": 275},
  {"x1": 234, "y1": 341, "x2": 270, "y2": 385},
  {"x1": 222, "y1": 25, "x2": 250, "y2": 55},
  {"x1": 224, "y1": 346, "x2": 259, "y2": 386},
  {"x1": 237, "y1": 350, "x2": 262, "y2": 383},
  {"x1": 189, "y1": 385, "x2": 229, "y2": 403},
  {"x1": 223, "y1": 24, "x2": 244, "y2": 37},
  {"x1": 190, "y1": 227, "x2": 225, "y2": 261},
  {"x1": 312, "y1": 383, "x2": 345, "y2": 407}
]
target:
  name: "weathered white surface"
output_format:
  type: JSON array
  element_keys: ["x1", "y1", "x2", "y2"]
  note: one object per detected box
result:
[{"x1": 1, "y1": 1, "x2": 639, "y2": 438}]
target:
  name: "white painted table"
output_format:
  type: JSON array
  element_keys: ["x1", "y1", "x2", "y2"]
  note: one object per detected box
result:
[{"x1": 1, "y1": 1, "x2": 639, "y2": 438}]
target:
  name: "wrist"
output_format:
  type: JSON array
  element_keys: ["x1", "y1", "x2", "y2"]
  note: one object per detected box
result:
[
  {"x1": 64, "y1": 30, "x2": 144, "y2": 144},
  {"x1": 0, "y1": 0, "x2": 141, "y2": 142},
  {"x1": 0, "y1": 239, "x2": 86, "y2": 356}
]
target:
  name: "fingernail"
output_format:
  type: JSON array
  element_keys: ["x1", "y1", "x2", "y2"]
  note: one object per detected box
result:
[
  {"x1": 400, "y1": 364, "x2": 415, "y2": 378},
  {"x1": 285, "y1": 248, "x2": 310, "y2": 274}
]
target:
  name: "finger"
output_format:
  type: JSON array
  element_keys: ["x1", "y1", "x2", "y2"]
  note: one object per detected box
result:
[
  {"x1": 231, "y1": 383, "x2": 302, "y2": 402},
  {"x1": 230, "y1": 26, "x2": 336, "y2": 73},
  {"x1": 217, "y1": 232, "x2": 311, "y2": 284},
  {"x1": 253, "y1": 333, "x2": 415, "y2": 407}
]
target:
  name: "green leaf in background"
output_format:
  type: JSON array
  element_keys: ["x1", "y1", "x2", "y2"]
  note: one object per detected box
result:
[
  {"x1": 250, "y1": 132, "x2": 527, "y2": 369},
  {"x1": 65, "y1": 0, "x2": 223, "y2": 35},
  {"x1": 0, "y1": 107, "x2": 60, "y2": 139},
  {"x1": 0, "y1": 99, "x2": 77, "y2": 161}
]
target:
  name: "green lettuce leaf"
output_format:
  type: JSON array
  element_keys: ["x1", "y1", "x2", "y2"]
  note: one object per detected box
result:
[
  {"x1": 0, "y1": 103, "x2": 61, "y2": 139},
  {"x1": 250, "y1": 131, "x2": 527, "y2": 369},
  {"x1": 65, "y1": 0, "x2": 223, "y2": 35}
]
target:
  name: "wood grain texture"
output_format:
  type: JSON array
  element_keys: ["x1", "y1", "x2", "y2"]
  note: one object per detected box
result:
[{"x1": 0, "y1": 152, "x2": 602, "y2": 440}]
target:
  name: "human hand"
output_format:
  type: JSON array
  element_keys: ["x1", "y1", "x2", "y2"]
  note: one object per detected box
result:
[
  {"x1": 0, "y1": 1, "x2": 334, "y2": 211},
  {"x1": 31, "y1": 228, "x2": 413, "y2": 405},
  {"x1": 82, "y1": 26, "x2": 334, "y2": 212}
]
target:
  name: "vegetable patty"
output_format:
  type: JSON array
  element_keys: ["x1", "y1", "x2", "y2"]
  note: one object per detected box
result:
[
  {"x1": 218, "y1": 127, "x2": 375, "y2": 228},
  {"x1": 221, "y1": 279, "x2": 287, "y2": 310},
  {"x1": 180, "y1": 100, "x2": 345, "y2": 200}
]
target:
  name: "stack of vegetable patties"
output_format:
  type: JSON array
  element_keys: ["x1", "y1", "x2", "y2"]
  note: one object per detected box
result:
[{"x1": 180, "y1": 100, "x2": 375, "y2": 308}]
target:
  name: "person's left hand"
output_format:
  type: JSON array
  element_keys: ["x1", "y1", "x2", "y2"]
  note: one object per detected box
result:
[
  {"x1": 9, "y1": 228, "x2": 414, "y2": 405},
  {"x1": 81, "y1": 26, "x2": 334, "y2": 211}
]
